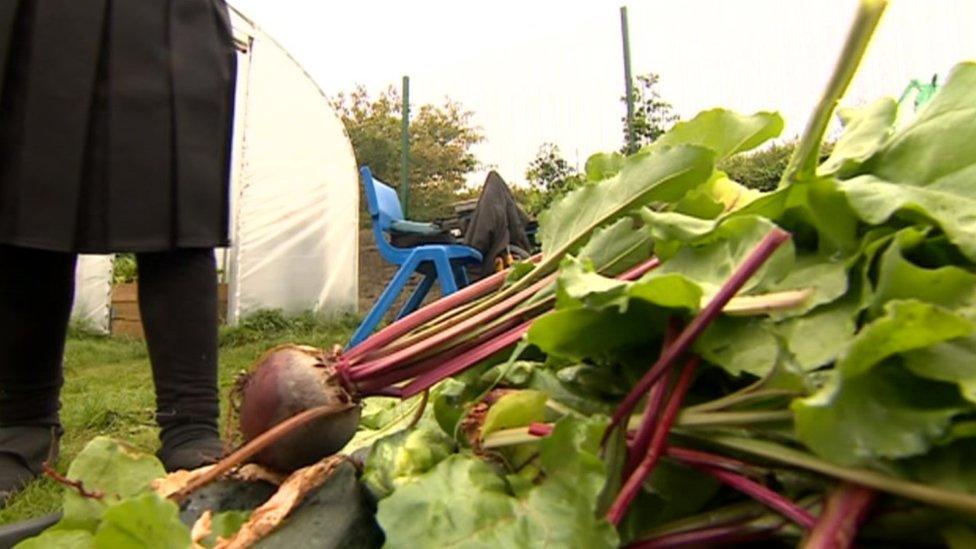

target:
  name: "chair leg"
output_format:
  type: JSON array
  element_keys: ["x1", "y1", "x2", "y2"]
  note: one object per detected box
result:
[
  {"x1": 396, "y1": 273, "x2": 436, "y2": 320},
  {"x1": 433, "y1": 257, "x2": 460, "y2": 295},
  {"x1": 347, "y1": 259, "x2": 419, "y2": 349},
  {"x1": 452, "y1": 262, "x2": 470, "y2": 288}
]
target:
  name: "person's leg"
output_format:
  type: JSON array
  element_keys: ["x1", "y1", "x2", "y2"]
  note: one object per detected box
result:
[
  {"x1": 0, "y1": 245, "x2": 74, "y2": 499},
  {"x1": 136, "y1": 248, "x2": 222, "y2": 471}
]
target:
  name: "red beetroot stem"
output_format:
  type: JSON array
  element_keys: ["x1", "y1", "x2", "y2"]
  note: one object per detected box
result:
[
  {"x1": 618, "y1": 256, "x2": 661, "y2": 280},
  {"x1": 527, "y1": 422, "x2": 553, "y2": 437},
  {"x1": 627, "y1": 522, "x2": 779, "y2": 549},
  {"x1": 352, "y1": 255, "x2": 663, "y2": 397},
  {"x1": 606, "y1": 228, "x2": 791, "y2": 436},
  {"x1": 355, "y1": 318, "x2": 520, "y2": 394},
  {"x1": 399, "y1": 320, "x2": 535, "y2": 398},
  {"x1": 700, "y1": 466, "x2": 816, "y2": 529},
  {"x1": 664, "y1": 447, "x2": 757, "y2": 476},
  {"x1": 341, "y1": 264, "x2": 518, "y2": 364},
  {"x1": 802, "y1": 483, "x2": 877, "y2": 549},
  {"x1": 349, "y1": 275, "x2": 557, "y2": 380},
  {"x1": 624, "y1": 373, "x2": 670, "y2": 477},
  {"x1": 607, "y1": 355, "x2": 700, "y2": 525},
  {"x1": 624, "y1": 318, "x2": 681, "y2": 473}
]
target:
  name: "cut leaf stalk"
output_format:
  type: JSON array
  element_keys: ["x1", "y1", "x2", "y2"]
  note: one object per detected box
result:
[
  {"x1": 607, "y1": 355, "x2": 700, "y2": 525},
  {"x1": 802, "y1": 483, "x2": 876, "y2": 549},
  {"x1": 607, "y1": 228, "x2": 791, "y2": 436}
]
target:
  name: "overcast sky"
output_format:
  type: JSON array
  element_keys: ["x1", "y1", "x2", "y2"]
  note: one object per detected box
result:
[{"x1": 230, "y1": 0, "x2": 976, "y2": 187}]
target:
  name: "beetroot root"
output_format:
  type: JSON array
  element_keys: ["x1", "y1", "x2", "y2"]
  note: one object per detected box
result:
[{"x1": 238, "y1": 345, "x2": 361, "y2": 472}]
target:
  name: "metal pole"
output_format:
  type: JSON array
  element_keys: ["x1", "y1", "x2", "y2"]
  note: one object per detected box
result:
[
  {"x1": 400, "y1": 75, "x2": 411, "y2": 216},
  {"x1": 620, "y1": 6, "x2": 636, "y2": 154}
]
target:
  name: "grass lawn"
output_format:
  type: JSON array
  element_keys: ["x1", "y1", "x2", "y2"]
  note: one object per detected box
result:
[{"x1": 0, "y1": 313, "x2": 357, "y2": 525}]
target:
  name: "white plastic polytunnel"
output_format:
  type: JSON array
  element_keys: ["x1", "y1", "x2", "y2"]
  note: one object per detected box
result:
[{"x1": 70, "y1": 6, "x2": 359, "y2": 333}]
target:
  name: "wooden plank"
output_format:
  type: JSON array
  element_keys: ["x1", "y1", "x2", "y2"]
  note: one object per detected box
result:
[
  {"x1": 111, "y1": 319, "x2": 145, "y2": 339},
  {"x1": 112, "y1": 283, "x2": 139, "y2": 302},
  {"x1": 110, "y1": 281, "x2": 230, "y2": 338},
  {"x1": 112, "y1": 302, "x2": 140, "y2": 321}
]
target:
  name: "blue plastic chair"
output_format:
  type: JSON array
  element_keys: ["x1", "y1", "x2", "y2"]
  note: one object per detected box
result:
[{"x1": 348, "y1": 167, "x2": 482, "y2": 348}]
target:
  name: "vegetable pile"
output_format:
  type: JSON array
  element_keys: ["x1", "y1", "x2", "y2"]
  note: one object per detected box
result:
[{"x1": 18, "y1": 0, "x2": 976, "y2": 546}]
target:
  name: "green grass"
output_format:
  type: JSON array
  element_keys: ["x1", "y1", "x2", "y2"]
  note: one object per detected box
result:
[{"x1": 0, "y1": 312, "x2": 357, "y2": 525}]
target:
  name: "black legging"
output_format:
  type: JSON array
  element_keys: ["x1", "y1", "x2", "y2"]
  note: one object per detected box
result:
[{"x1": 0, "y1": 245, "x2": 219, "y2": 443}]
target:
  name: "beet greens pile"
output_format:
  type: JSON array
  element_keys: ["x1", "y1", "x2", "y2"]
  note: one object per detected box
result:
[{"x1": 350, "y1": 1, "x2": 976, "y2": 546}]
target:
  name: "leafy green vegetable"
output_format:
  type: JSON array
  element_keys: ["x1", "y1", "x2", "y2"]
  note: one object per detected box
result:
[
  {"x1": 376, "y1": 417, "x2": 618, "y2": 549},
  {"x1": 817, "y1": 98, "x2": 897, "y2": 177},
  {"x1": 837, "y1": 63, "x2": 976, "y2": 260},
  {"x1": 92, "y1": 492, "x2": 191, "y2": 549},
  {"x1": 648, "y1": 109, "x2": 784, "y2": 160},
  {"x1": 480, "y1": 390, "x2": 548, "y2": 438},
  {"x1": 537, "y1": 145, "x2": 713, "y2": 260},
  {"x1": 793, "y1": 363, "x2": 965, "y2": 465},
  {"x1": 205, "y1": 511, "x2": 251, "y2": 548},
  {"x1": 836, "y1": 300, "x2": 973, "y2": 379},
  {"x1": 362, "y1": 421, "x2": 456, "y2": 498},
  {"x1": 58, "y1": 437, "x2": 166, "y2": 532}
]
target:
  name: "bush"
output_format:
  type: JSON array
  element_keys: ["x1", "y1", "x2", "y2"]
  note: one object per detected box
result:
[
  {"x1": 113, "y1": 254, "x2": 138, "y2": 284},
  {"x1": 718, "y1": 140, "x2": 834, "y2": 191}
]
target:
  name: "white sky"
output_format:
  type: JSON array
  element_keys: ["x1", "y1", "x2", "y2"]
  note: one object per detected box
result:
[{"x1": 230, "y1": 0, "x2": 976, "y2": 188}]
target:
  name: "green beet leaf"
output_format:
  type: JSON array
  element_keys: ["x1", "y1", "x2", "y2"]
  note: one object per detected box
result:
[
  {"x1": 652, "y1": 216, "x2": 794, "y2": 299},
  {"x1": 735, "y1": 177, "x2": 860, "y2": 256},
  {"x1": 694, "y1": 316, "x2": 781, "y2": 377},
  {"x1": 58, "y1": 437, "x2": 166, "y2": 532},
  {"x1": 776, "y1": 294, "x2": 859, "y2": 371},
  {"x1": 836, "y1": 300, "x2": 974, "y2": 379},
  {"x1": 839, "y1": 174, "x2": 976, "y2": 262},
  {"x1": 480, "y1": 390, "x2": 548, "y2": 438},
  {"x1": 904, "y1": 336, "x2": 976, "y2": 404},
  {"x1": 837, "y1": 63, "x2": 976, "y2": 260},
  {"x1": 376, "y1": 417, "x2": 618, "y2": 549},
  {"x1": 869, "y1": 62, "x2": 976, "y2": 187},
  {"x1": 14, "y1": 530, "x2": 94, "y2": 549},
  {"x1": 648, "y1": 109, "x2": 784, "y2": 161},
  {"x1": 817, "y1": 97, "x2": 897, "y2": 178},
  {"x1": 898, "y1": 438, "x2": 976, "y2": 495},
  {"x1": 362, "y1": 420, "x2": 456, "y2": 499},
  {"x1": 870, "y1": 228, "x2": 976, "y2": 318},
  {"x1": 575, "y1": 216, "x2": 654, "y2": 277},
  {"x1": 537, "y1": 144, "x2": 713, "y2": 261},
  {"x1": 204, "y1": 510, "x2": 250, "y2": 548},
  {"x1": 792, "y1": 363, "x2": 965, "y2": 465},
  {"x1": 92, "y1": 492, "x2": 191, "y2": 549},
  {"x1": 584, "y1": 152, "x2": 625, "y2": 181}
]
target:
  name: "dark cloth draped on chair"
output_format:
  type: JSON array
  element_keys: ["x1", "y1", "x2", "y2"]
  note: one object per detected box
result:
[
  {"x1": 0, "y1": 0, "x2": 237, "y2": 254},
  {"x1": 463, "y1": 171, "x2": 532, "y2": 279}
]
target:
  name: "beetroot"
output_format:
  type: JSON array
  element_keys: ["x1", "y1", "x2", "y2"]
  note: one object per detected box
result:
[{"x1": 238, "y1": 345, "x2": 361, "y2": 472}]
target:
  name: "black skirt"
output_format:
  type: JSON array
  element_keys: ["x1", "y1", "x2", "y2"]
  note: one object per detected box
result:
[{"x1": 0, "y1": 0, "x2": 237, "y2": 253}]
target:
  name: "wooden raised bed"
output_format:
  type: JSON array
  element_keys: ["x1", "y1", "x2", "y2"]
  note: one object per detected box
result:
[{"x1": 111, "y1": 282, "x2": 229, "y2": 338}]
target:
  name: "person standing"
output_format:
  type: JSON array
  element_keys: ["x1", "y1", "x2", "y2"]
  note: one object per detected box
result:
[{"x1": 0, "y1": 0, "x2": 237, "y2": 501}]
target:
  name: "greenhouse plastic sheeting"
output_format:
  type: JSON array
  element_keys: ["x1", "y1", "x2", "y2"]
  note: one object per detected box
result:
[
  {"x1": 69, "y1": 8, "x2": 360, "y2": 331},
  {"x1": 72, "y1": 255, "x2": 113, "y2": 334},
  {"x1": 225, "y1": 12, "x2": 359, "y2": 324}
]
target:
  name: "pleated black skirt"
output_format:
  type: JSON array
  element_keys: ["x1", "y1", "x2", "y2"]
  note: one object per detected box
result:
[{"x1": 0, "y1": 0, "x2": 237, "y2": 253}]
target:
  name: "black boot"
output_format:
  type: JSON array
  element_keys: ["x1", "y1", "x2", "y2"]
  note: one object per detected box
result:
[
  {"x1": 156, "y1": 423, "x2": 224, "y2": 472},
  {"x1": 0, "y1": 426, "x2": 61, "y2": 504}
]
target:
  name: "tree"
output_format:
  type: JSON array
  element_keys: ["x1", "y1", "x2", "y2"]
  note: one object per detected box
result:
[
  {"x1": 519, "y1": 143, "x2": 585, "y2": 215},
  {"x1": 332, "y1": 86, "x2": 484, "y2": 220},
  {"x1": 621, "y1": 73, "x2": 678, "y2": 152}
]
